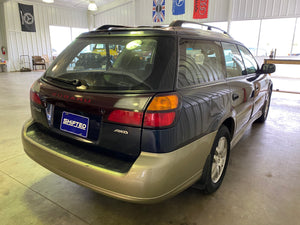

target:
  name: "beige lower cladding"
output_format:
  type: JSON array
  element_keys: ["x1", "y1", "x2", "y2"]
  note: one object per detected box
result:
[{"x1": 22, "y1": 120, "x2": 217, "y2": 203}]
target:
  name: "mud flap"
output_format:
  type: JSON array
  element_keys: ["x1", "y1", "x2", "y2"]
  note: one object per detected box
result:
[{"x1": 192, "y1": 153, "x2": 211, "y2": 190}]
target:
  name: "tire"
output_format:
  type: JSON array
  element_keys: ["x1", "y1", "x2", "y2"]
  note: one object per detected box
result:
[
  {"x1": 256, "y1": 88, "x2": 272, "y2": 123},
  {"x1": 201, "y1": 125, "x2": 231, "y2": 194}
]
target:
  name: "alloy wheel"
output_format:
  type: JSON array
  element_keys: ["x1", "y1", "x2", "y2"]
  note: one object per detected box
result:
[{"x1": 211, "y1": 137, "x2": 228, "y2": 183}]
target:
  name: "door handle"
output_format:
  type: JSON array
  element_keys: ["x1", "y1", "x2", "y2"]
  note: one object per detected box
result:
[{"x1": 232, "y1": 93, "x2": 239, "y2": 101}]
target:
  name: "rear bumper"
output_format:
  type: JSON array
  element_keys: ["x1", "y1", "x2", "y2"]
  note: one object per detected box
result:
[{"x1": 22, "y1": 119, "x2": 216, "y2": 203}]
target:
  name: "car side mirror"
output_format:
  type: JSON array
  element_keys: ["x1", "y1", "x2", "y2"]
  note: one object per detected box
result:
[{"x1": 261, "y1": 63, "x2": 276, "y2": 74}]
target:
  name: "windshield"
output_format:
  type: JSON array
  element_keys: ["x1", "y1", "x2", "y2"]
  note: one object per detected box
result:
[{"x1": 44, "y1": 36, "x2": 176, "y2": 92}]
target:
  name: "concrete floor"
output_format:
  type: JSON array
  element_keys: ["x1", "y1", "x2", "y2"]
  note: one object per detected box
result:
[{"x1": 1, "y1": 71, "x2": 300, "y2": 225}]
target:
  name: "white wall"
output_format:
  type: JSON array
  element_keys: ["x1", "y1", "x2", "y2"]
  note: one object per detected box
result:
[
  {"x1": 232, "y1": 0, "x2": 300, "y2": 20},
  {"x1": 0, "y1": 2, "x2": 8, "y2": 60},
  {"x1": 4, "y1": 0, "x2": 88, "y2": 71},
  {"x1": 93, "y1": 0, "x2": 231, "y2": 27},
  {"x1": 93, "y1": 0, "x2": 300, "y2": 28},
  {"x1": 94, "y1": 1, "x2": 134, "y2": 27},
  {"x1": 3, "y1": 0, "x2": 300, "y2": 71}
]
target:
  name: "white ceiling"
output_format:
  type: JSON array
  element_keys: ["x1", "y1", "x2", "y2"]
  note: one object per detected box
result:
[
  {"x1": 50, "y1": 0, "x2": 116, "y2": 9},
  {"x1": 2, "y1": 0, "x2": 116, "y2": 10}
]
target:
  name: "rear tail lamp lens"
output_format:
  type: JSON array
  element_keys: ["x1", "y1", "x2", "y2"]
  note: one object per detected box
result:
[
  {"x1": 108, "y1": 110, "x2": 143, "y2": 126},
  {"x1": 147, "y1": 95, "x2": 178, "y2": 111},
  {"x1": 144, "y1": 112, "x2": 176, "y2": 127},
  {"x1": 107, "y1": 94, "x2": 179, "y2": 128},
  {"x1": 30, "y1": 89, "x2": 42, "y2": 105},
  {"x1": 144, "y1": 94, "x2": 178, "y2": 128}
]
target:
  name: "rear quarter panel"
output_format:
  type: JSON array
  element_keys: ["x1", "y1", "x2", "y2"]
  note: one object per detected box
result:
[{"x1": 141, "y1": 82, "x2": 232, "y2": 153}]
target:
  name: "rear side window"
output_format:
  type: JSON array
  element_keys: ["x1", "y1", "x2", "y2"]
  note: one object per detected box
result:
[
  {"x1": 238, "y1": 45, "x2": 258, "y2": 74},
  {"x1": 178, "y1": 40, "x2": 225, "y2": 88},
  {"x1": 222, "y1": 43, "x2": 246, "y2": 78}
]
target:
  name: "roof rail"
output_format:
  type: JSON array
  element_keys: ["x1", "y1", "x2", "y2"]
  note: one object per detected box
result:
[
  {"x1": 96, "y1": 25, "x2": 130, "y2": 31},
  {"x1": 137, "y1": 25, "x2": 168, "y2": 28},
  {"x1": 169, "y1": 20, "x2": 231, "y2": 37}
]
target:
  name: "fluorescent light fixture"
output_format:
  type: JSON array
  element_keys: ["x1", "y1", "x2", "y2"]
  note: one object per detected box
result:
[
  {"x1": 42, "y1": 0, "x2": 54, "y2": 3},
  {"x1": 88, "y1": 1, "x2": 98, "y2": 11}
]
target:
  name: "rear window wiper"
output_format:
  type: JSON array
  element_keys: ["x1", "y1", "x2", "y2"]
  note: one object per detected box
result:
[{"x1": 47, "y1": 77, "x2": 89, "y2": 88}]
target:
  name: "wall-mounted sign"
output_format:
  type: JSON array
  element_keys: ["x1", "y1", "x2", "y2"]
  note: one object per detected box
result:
[
  {"x1": 193, "y1": 0, "x2": 209, "y2": 19},
  {"x1": 173, "y1": 0, "x2": 185, "y2": 15},
  {"x1": 18, "y1": 3, "x2": 36, "y2": 32},
  {"x1": 153, "y1": 0, "x2": 165, "y2": 23}
]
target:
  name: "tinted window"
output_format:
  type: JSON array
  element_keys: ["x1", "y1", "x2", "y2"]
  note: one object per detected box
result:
[
  {"x1": 65, "y1": 40, "x2": 155, "y2": 72},
  {"x1": 44, "y1": 37, "x2": 176, "y2": 93},
  {"x1": 178, "y1": 40, "x2": 225, "y2": 88},
  {"x1": 222, "y1": 43, "x2": 246, "y2": 78},
  {"x1": 238, "y1": 45, "x2": 258, "y2": 74}
]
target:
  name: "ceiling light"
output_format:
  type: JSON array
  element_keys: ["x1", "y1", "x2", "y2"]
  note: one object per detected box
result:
[
  {"x1": 88, "y1": 1, "x2": 98, "y2": 11},
  {"x1": 42, "y1": 0, "x2": 54, "y2": 3}
]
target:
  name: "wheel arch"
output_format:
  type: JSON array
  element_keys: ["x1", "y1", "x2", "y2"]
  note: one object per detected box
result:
[{"x1": 221, "y1": 117, "x2": 235, "y2": 140}]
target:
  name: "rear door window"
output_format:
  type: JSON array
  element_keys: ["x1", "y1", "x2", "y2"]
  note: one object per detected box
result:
[
  {"x1": 222, "y1": 43, "x2": 246, "y2": 78},
  {"x1": 178, "y1": 40, "x2": 225, "y2": 88}
]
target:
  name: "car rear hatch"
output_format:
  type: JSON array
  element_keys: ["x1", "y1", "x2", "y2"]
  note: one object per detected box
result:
[
  {"x1": 33, "y1": 82, "x2": 153, "y2": 159},
  {"x1": 30, "y1": 32, "x2": 176, "y2": 160}
]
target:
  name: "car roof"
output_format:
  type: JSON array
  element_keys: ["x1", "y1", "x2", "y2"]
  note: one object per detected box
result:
[{"x1": 78, "y1": 20, "x2": 239, "y2": 44}]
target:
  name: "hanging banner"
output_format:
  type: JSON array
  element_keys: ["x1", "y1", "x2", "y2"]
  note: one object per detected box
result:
[
  {"x1": 193, "y1": 0, "x2": 209, "y2": 19},
  {"x1": 152, "y1": 0, "x2": 165, "y2": 23},
  {"x1": 172, "y1": 0, "x2": 185, "y2": 15},
  {"x1": 18, "y1": 3, "x2": 36, "y2": 32}
]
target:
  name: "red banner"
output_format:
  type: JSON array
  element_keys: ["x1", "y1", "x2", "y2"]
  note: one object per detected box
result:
[{"x1": 193, "y1": 0, "x2": 209, "y2": 19}]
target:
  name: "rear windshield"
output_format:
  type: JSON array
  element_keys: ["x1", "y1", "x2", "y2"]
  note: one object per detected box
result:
[{"x1": 44, "y1": 36, "x2": 176, "y2": 93}]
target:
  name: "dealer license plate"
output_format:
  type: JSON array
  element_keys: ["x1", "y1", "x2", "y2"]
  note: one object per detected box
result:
[{"x1": 60, "y1": 111, "x2": 89, "y2": 138}]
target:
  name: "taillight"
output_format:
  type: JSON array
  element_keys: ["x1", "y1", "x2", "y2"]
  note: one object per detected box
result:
[
  {"x1": 144, "y1": 94, "x2": 178, "y2": 128},
  {"x1": 144, "y1": 112, "x2": 176, "y2": 127},
  {"x1": 108, "y1": 94, "x2": 179, "y2": 128},
  {"x1": 30, "y1": 89, "x2": 42, "y2": 105},
  {"x1": 108, "y1": 110, "x2": 143, "y2": 126},
  {"x1": 147, "y1": 95, "x2": 178, "y2": 111},
  {"x1": 30, "y1": 81, "x2": 42, "y2": 105}
]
